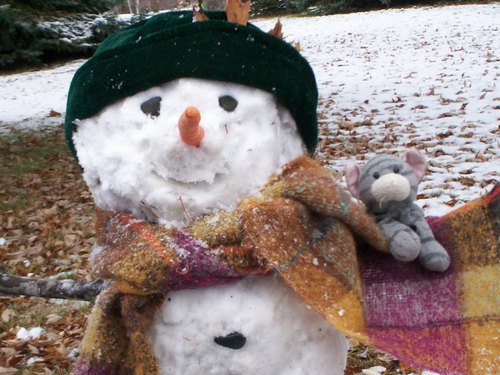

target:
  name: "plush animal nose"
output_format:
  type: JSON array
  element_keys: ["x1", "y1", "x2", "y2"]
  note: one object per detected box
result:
[
  {"x1": 178, "y1": 106, "x2": 205, "y2": 147},
  {"x1": 371, "y1": 173, "x2": 410, "y2": 202}
]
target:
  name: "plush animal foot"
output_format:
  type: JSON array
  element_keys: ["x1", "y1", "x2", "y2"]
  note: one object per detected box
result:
[
  {"x1": 419, "y1": 242, "x2": 450, "y2": 272},
  {"x1": 389, "y1": 231, "x2": 421, "y2": 262}
]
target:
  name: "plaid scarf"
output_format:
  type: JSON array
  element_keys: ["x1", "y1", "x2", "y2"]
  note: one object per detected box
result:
[{"x1": 76, "y1": 156, "x2": 499, "y2": 375}]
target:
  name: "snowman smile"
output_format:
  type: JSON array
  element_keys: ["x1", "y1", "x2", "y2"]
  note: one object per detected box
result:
[
  {"x1": 151, "y1": 165, "x2": 228, "y2": 186},
  {"x1": 151, "y1": 137, "x2": 232, "y2": 185}
]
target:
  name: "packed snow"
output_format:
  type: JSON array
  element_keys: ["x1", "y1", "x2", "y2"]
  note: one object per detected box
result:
[
  {"x1": 1, "y1": 4, "x2": 497, "y2": 216},
  {"x1": 150, "y1": 276, "x2": 349, "y2": 375},
  {"x1": 16, "y1": 327, "x2": 44, "y2": 340},
  {"x1": 0, "y1": 60, "x2": 83, "y2": 130},
  {"x1": 26, "y1": 357, "x2": 44, "y2": 366},
  {"x1": 362, "y1": 366, "x2": 387, "y2": 375}
]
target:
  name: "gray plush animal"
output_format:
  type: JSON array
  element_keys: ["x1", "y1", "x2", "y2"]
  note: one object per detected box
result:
[{"x1": 345, "y1": 150, "x2": 450, "y2": 272}]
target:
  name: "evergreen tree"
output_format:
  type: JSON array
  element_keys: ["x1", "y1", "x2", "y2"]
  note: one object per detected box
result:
[{"x1": 0, "y1": 1, "x2": 128, "y2": 70}]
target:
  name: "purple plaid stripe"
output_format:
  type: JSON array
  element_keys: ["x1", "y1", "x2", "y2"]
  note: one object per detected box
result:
[
  {"x1": 359, "y1": 217, "x2": 461, "y2": 328},
  {"x1": 368, "y1": 324, "x2": 468, "y2": 374},
  {"x1": 163, "y1": 231, "x2": 243, "y2": 291}
]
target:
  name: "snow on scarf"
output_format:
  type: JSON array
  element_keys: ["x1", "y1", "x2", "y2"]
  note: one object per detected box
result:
[{"x1": 76, "y1": 156, "x2": 499, "y2": 375}]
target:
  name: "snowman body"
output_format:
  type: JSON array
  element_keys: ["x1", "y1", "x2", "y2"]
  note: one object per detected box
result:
[
  {"x1": 73, "y1": 79, "x2": 349, "y2": 374},
  {"x1": 151, "y1": 277, "x2": 348, "y2": 375}
]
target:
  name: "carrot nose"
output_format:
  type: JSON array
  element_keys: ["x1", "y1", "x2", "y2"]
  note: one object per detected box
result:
[{"x1": 178, "y1": 106, "x2": 205, "y2": 147}]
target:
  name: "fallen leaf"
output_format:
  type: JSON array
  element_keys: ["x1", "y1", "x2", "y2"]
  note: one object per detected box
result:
[
  {"x1": 192, "y1": 5, "x2": 208, "y2": 22},
  {"x1": 45, "y1": 314, "x2": 62, "y2": 324},
  {"x1": 226, "y1": 0, "x2": 250, "y2": 25},
  {"x1": 43, "y1": 346, "x2": 67, "y2": 360},
  {"x1": 436, "y1": 130, "x2": 453, "y2": 138},
  {"x1": 0, "y1": 367, "x2": 17, "y2": 375},
  {"x1": 339, "y1": 120, "x2": 355, "y2": 131},
  {"x1": 27, "y1": 344, "x2": 39, "y2": 355},
  {"x1": 437, "y1": 112, "x2": 455, "y2": 118},
  {"x1": 1, "y1": 309, "x2": 15, "y2": 323},
  {"x1": 268, "y1": 19, "x2": 283, "y2": 39},
  {"x1": 459, "y1": 177, "x2": 476, "y2": 186}
]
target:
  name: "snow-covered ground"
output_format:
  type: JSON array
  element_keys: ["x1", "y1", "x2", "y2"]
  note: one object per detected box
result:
[
  {"x1": 1, "y1": 3, "x2": 498, "y2": 216},
  {"x1": 0, "y1": 60, "x2": 84, "y2": 128},
  {"x1": 256, "y1": 3, "x2": 499, "y2": 215}
]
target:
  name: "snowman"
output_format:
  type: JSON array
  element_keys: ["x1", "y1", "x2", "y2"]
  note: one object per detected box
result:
[{"x1": 66, "y1": 7, "x2": 356, "y2": 375}]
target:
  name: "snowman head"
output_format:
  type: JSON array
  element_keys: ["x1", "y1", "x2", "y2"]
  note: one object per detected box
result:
[
  {"x1": 73, "y1": 78, "x2": 305, "y2": 225},
  {"x1": 65, "y1": 10, "x2": 318, "y2": 226}
]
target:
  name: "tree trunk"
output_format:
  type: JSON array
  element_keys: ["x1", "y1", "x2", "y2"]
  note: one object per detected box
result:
[{"x1": 127, "y1": 0, "x2": 134, "y2": 14}]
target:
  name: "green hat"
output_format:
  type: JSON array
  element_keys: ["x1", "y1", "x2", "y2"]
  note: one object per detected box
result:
[{"x1": 65, "y1": 11, "x2": 318, "y2": 157}]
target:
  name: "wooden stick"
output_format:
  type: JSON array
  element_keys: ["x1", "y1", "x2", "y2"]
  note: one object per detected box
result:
[
  {"x1": 178, "y1": 196, "x2": 193, "y2": 224},
  {"x1": 0, "y1": 265, "x2": 106, "y2": 302}
]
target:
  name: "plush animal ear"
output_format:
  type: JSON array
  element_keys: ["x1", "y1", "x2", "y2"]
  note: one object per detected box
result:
[
  {"x1": 403, "y1": 149, "x2": 426, "y2": 182},
  {"x1": 345, "y1": 163, "x2": 361, "y2": 198}
]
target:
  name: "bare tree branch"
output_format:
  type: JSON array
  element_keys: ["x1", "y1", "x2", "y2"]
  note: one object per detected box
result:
[{"x1": 0, "y1": 265, "x2": 107, "y2": 302}]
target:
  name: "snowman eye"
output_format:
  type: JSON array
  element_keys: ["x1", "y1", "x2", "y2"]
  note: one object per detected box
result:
[
  {"x1": 214, "y1": 331, "x2": 246, "y2": 350},
  {"x1": 218, "y1": 95, "x2": 238, "y2": 112},
  {"x1": 140, "y1": 96, "x2": 162, "y2": 117}
]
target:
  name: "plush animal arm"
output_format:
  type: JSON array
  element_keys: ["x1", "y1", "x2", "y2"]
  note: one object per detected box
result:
[
  {"x1": 406, "y1": 204, "x2": 450, "y2": 270},
  {"x1": 376, "y1": 215, "x2": 421, "y2": 262},
  {"x1": 345, "y1": 150, "x2": 450, "y2": 272}
]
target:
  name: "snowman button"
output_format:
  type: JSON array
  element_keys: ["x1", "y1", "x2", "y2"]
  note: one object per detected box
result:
[
  {"x1": 140, "y1": 96, "x2": 162, "y2": 117},
  {"x1": 214, "y1": 331, "x2": 246, "y2": 350},
  {"x1": 218, "y1": 95, "x2": 238, "y2": 112}
]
